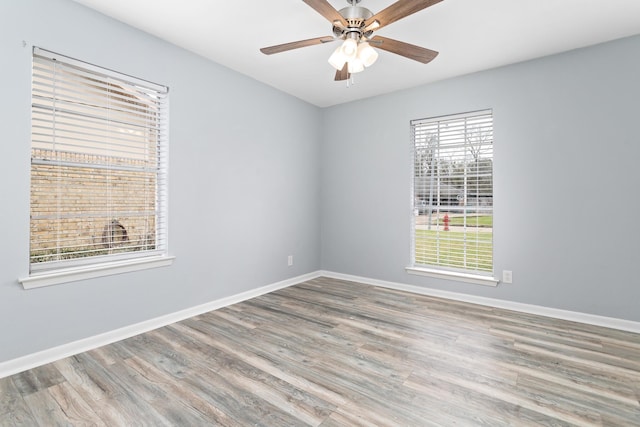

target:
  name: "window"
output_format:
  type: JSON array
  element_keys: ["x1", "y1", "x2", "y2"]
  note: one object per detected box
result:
[
  {"x1": 409, "y1": 110, "x2": 494, "y2": 282},
  {"x1": 26, "y1": 47, "x2": 169, "y2": 284}
]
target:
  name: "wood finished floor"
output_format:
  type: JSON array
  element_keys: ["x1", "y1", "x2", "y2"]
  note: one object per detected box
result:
[{"x1": 2, "y1": 277, "x2": 640, "y2": 426}]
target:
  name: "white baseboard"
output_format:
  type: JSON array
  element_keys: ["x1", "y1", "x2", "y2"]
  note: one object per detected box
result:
[
  {"x1": 318, "y1": 270, "x2": 640, "y2": 334},
  {"x1": 4, "y1": 269, "x2": 639, "y2": 379},
  {"x1": 0, "y1": 271, "x2": 320, "y2": 379}
]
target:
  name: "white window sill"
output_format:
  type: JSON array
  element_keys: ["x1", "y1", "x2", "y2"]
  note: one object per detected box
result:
[
  {"x1": 19, "y1": 255, "x2": 175, "y2": 290},
  {"x1": 406, "y1": 266, "x2": 499, "y2": 287}
]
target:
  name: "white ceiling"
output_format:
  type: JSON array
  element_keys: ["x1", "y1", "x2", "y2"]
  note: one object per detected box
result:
[{"x1": 71, "y1": 0, "x2": 640, "y2": 107}]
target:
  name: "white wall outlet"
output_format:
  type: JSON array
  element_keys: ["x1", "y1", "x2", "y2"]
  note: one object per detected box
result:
[
  {"x1": 287, "y1": 255, "x2": 293, "y2": 267},
  {"x1": 502, "y1": 270, "x2": 513, "y2": 284}
]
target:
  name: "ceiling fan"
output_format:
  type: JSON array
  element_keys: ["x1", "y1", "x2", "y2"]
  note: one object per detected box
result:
[{"x1": 260, "y1": 0, "x2": 443, "y2": 81}]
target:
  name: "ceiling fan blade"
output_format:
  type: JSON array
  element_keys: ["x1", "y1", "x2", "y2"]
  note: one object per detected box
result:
[
  {"x1": 334, "y1": 63, "x2": 350, "y2": 81},
  {"x1": 369, "y1": 36, "x2": 438, "y2": 64},
  {"x1": 303, "y1": 0, "x2": 348, "y2": 27},
  {"x1": 365, "y1": 0, "x2": 443, "y2": 31},
  {"x1": 260, "y1": 36, "x2": 335, "y2": 55}
]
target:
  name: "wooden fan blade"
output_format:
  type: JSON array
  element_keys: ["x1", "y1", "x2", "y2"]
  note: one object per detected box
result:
[
  {"x1": 260, "y1": 36, "x2": 335, "y2": 55},
  {"x1": 303, "y1": 0, "x2": 348, "y2": 27},
  {"x1": 334, "y1": 63, "x2": 350, "y2": 81},
  {"x1": 365, "y1": 0, "x2": 443, "y2": 31},
  {"x1": 369, "y1": 36, "x2": 438, "y2": 64}
]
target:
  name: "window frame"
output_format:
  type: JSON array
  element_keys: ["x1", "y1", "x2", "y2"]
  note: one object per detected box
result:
[
  {"x1": 20, "y1": 47, "x2": 173, "y2": 289},
  {"x1": 407, "y1": 109, "x2": 498, "y2": 286}
]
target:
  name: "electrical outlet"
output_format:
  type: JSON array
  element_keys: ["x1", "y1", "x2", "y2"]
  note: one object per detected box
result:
[
  {"x1": 502, "y1": 270, "x2": 513, "y2": 284},
  {"x1": 287, "y1": 255, "x2": 293, "y2": 267}
]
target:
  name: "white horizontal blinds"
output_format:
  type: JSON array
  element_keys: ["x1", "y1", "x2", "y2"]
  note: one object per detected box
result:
[
  {"x1": 411, "y1": 110, "x2": 493, "y2": 274},
  {"x1": 30, "y1": 47, "x2": 169, "y2": 271}
]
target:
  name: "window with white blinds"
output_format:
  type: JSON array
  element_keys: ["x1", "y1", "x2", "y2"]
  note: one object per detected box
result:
[
  {"x1": 30, "y1": 47, "x2": 169, "y2": 274},
  {"x1": 411, "y1": 110, "x2": 493, "y2": 275}
]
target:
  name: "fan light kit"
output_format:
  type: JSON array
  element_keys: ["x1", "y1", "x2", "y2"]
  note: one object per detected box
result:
[{"x1": 261, "y1": 0, "x2": 443, "y2": 82}]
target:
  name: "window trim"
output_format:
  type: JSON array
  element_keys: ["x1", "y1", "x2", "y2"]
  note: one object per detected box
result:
[
  {"x1": 405, "y1": 266, "x2": 498, "y2": 287},
  {"x1": 409, "y1": 109, "x2": 496, "y2": 283},
  {"x1": 19, "y1": 255, "x2": 175, "y2": 290},
  {"x1": 25, "y1": 47, "x2": 171, "y2": 287}
]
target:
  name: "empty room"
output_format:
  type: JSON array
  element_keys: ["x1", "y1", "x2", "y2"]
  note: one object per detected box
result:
[{"x1": 1, "y1": 0, "x2": 639, "y2": 425}]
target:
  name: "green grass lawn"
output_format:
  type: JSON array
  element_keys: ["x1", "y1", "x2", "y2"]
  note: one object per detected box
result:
[
  {"x1": 414, "y1": 229, "x2": 493, "y2": 272},
  {"x1": 447, "y1": 215, "x2": 493, "y2": 227}
]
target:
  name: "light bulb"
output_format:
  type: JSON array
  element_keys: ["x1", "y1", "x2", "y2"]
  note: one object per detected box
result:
[
  {"x1": 340, "y1": 38, "x2": 358, "y2": 60},
  {"x1": 328, "y1": 46, "x2": 347, "y2": 71},
  {"x1": 357, "y1": 42, "x2": 379, "y2": 68}
]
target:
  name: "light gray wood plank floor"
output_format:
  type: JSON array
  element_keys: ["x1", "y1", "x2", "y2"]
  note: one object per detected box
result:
[{"x1": 1, "y1": 277, "x2": 639, "y2": 426}]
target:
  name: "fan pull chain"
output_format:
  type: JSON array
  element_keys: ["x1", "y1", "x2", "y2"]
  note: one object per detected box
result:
[{"x1": 345, "y1": 72, "x2": 355, "y2": 88}]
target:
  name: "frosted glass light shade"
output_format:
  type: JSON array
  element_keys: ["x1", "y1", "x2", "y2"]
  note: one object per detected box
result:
[
  {"x1": 348, "y1": 58, "x2": 365, "y2": 74},
  {"x1": 328, "y1": 46, "x2": 347, "y2": 70},
  {"x1": 357, "y1": 42, "x2": 379, "y2": 68},
  {"x1": 340, "y1": 38, "x2": 358, "y2": 60}
]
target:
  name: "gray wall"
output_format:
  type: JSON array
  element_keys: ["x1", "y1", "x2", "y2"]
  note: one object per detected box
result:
[
  {"x1": 0, "y1": 0, "x2": 321, "y2": 363},
  {"x1": 320, "y1": 34, "x2": 640, "y2": 322},
  {"x1": 1, "y1": 0, "x2": 638, "y2": 366}
]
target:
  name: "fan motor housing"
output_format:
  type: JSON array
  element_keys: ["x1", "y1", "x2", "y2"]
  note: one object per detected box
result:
[
  {"x1": 334, "y1": 5, "x2": 374, "y2": 38},
  {"x1": 339, "y1": 6, "x2": 373, "y2": 27}
]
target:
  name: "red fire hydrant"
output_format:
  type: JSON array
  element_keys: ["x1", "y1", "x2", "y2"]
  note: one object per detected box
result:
[{"x1": 443, "y1": 214, "x2": 450, "y2": 231}]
